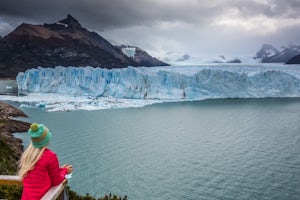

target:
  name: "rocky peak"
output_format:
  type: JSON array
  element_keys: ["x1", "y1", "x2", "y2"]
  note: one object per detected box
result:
[
  {"x1": 256, "y1": 44, "x2": 279, "y2": 59},
  {"x1": 59, "y1": 14, "x2": 82, "y2": 29},
  {"x1": 43, "y1": 14, "x2": 83, "y2": 31},
  {"x1": 283, "y1": 41, "x2": 300, "y2": 52},
  {"x1": 256, "y1": 42, "x2": 300, "y2": 63}
]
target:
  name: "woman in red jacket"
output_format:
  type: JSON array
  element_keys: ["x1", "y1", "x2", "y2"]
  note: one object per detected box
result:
[{"x1": 18, "y1": 123, "x2": 73, "y2": 200}]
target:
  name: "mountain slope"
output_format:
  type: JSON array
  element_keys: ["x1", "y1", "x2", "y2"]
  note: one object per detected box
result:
[
  {"x1": 118, "y1": 45, "x2": 167, "y2": 67},
  {"x1": 0, "y1": 15, "x2": 168, "y2": 78},
  {"x1": 256, "y1": 43, "x2": 300, "y2": 63},
  {"x1": 286, "y1": 54, "x2": 300, "y2": 64}
]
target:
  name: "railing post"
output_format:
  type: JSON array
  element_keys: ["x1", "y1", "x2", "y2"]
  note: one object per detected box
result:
[{"x1": 62, "y1": 187, "x2": 69, "y2": 200}]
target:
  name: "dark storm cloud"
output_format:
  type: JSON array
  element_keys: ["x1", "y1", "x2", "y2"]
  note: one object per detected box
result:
[
  {"x1": 1, "y1": 0, "x2": 300, "y2": 31},
  {"x1": 0, "y1": 0, "x2": 202, "y2": 29},
  {"x1": 0, "y1": 1, "x2": 249, "y2": 29},
  {"x1": 0, "y1": 0, "x2": 299, "y2": 59}
]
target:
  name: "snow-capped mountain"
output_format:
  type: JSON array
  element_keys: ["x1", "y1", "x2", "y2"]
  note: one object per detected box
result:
[
  {"x1": 161, "y1": 41, "x2": 300, "y2": 65},
  {"x1": 209, "y1": 55, "x2": 241, "y2": 63},
  {"x1": 160, "y1": 51, "x2": 195, "y2": 65},
  {"x1": 284, "y1": 41, "x2": 300, "y2": 64},
  {"x1": 117, "y1": 45, "x2": 167, "y2": 67},
  {"x1": 256, "y1": 42, "x2": 300, "y2": 63},
  {"x1": 160, "y1": 51, "x2": 260, "y2": 65},
  {"x1": 256, "y1": 44, "x2": 280, "y2": 60}
]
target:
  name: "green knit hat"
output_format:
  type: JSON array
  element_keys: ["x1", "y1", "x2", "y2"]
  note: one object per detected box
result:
[{"x1": 28, "y1": 123, "x2": 52, "y2": 148}]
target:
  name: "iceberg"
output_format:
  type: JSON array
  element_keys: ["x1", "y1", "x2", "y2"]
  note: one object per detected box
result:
[{"x1": 17, "y1": 65, "x2": 300, "y2": 100}]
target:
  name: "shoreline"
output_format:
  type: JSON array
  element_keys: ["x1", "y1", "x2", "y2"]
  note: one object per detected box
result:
[{"x1": 0, "y1": 101, "x2": 30, "y2": 174}]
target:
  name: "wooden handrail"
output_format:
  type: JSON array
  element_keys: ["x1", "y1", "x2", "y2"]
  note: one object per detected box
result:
[
  {"x1": 0, "y1": 175, "x2": 22, "y2": 185},
  {"x1": 0, "y1": 175, "x2": 68, "y2": 200},
  {"x1": 41, "y1": 179, "x2": 68, "y2": 200}
]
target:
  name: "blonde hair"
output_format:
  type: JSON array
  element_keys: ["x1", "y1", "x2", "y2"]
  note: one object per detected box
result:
[{"x1": 18, "y1": 143, "x2": 46, "y2": 179}]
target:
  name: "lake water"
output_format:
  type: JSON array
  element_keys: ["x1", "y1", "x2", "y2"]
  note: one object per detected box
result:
[{"x1": 12, "y1": 98, "x2": 300, "y2": 200}]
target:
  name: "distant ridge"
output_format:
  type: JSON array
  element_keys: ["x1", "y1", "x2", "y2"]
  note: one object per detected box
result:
[
  {"x1": 0, "y1": 14, "x2": 168, "y2": 78},
  {"x1": 286, "y1": 54, "x2": 300, "y2": 64},
  {"x1": 256, "y1": 42, "x2": 300, "y2": 63}
]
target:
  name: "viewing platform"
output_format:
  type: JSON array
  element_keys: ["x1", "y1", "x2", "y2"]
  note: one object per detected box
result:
[{"x1": 0, "y1": 175, "x2": 69, "y2": 200}]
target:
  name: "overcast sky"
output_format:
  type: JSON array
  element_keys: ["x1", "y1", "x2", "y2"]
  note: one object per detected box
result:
[{"x1": 0, "y1": 0, "x2": 300, "y2": 61}]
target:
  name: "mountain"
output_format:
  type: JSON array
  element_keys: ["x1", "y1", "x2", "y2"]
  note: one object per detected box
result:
[
  {"x1": 0, "y1": 14, "x2": 168, "y2": 78},
  {"x1": 286, "y1": 54, "x2": 300, "y2": 64},
  {"x1": 210, "y1": 55, "x2": 241, "y2": 63},
  {"x1": 117, "y1": 45, "x2": 167, "y2": 67},
  {"x1": 161, "y1": 51, "x2": 248, "y2": 65},
  {"x1": 256, "y1": 44, "x2": 280, "y2": 61},
  {"x1": 161, "y1": 51, "x2": 193, "y2": 65},
  {"x1": 256, "y1": 42, "x2": 300, "y2": 63}
]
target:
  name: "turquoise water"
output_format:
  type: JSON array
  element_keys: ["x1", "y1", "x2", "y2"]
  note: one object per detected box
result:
[{"x1": 13, "y1": 98, "x2": 300, "y2": 200}]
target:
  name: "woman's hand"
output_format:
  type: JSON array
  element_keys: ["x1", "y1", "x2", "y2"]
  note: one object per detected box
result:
[
  {"x1": 66, "y1": 165, "x2": 73, "y2": 174},
  {"x1": 62, "y1": 164, "x2": 73, "y2": 174}
]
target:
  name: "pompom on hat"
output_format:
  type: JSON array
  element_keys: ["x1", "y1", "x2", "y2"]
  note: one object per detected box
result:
[{"x1": 28, "y1": 123, "x2": 52, "y2": 148}]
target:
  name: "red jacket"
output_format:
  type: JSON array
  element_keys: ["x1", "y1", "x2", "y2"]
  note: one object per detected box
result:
[{"x1": 21, "y1": 148, "x2": 68, "y2": 200}]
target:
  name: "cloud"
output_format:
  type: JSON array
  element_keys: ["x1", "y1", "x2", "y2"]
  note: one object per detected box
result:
[
  {"x1": 212, "y1": 9, "x2": 300, "y2": 35},
  {"x1": 1, "y1": 0, "x2": 299, "y2": 32},
  {"x1": 0, "y1": 0, "x2": 214, "y2": 29},
  {"x1": 0, "y1": 0, "x2": 299, "y2": 58}
]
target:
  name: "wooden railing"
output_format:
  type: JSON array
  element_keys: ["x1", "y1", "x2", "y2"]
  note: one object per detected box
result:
[
  {"x1": 0, "y1": 175, "x2": 22, "y2": 186},
  {"x1": 0, "y1": 175, "x2": 69, "y2": 200}
]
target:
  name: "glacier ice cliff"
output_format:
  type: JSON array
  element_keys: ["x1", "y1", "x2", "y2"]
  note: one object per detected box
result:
[{"x1": 17, "y1": 65, "x2": 300, "y2": 100}]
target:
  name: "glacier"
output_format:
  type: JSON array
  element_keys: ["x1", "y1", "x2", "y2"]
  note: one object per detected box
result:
[
  {"x1": 1, "y1": 64, "x2": 299, "y2": 111},
  {"x1": 17, "y1": 64, "x2": 300, "y2": 99}
]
